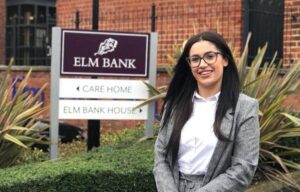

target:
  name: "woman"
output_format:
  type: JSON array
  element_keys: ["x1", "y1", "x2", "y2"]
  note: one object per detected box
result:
[{"x1": 153, "y1": 31, "x2": 260, "y2": 192}]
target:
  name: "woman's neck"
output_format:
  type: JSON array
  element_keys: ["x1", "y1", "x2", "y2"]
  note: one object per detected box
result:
[{"x1": 197, "y1": 85, "x2": 221, "y2": 99}]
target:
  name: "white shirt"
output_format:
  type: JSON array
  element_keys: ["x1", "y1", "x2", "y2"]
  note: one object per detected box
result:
[{"x1": 178, "y1": 91, "x2": 219, "y2": 175}]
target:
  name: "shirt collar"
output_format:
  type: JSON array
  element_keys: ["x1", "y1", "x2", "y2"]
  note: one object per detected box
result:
[{"x1": 192, "y1": 91, "x2": 220, "y2": 102}]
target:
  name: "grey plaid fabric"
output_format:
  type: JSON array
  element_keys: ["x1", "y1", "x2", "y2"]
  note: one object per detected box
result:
[
  {"x1": 153, "y1": 94, "x2": 260, "y2": 192},
  {"x1": 179, "y1": 172, "x2": 205, "y2": 192}
]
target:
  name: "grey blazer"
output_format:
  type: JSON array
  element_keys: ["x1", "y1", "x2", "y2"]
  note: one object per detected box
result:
[{"x1": 153, "y1": 93, "x2": 260, "y2": 192}]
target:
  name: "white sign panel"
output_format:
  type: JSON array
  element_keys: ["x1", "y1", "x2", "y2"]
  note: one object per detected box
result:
[
  {"x1": 59, "y1": 78, "x2": 149, "y2": 99},
  {"x1": 59, "y1": 100, "x2": 147, "y2": 120}
]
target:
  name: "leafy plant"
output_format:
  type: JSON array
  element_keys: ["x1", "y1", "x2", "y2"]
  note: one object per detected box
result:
[
  {"x1": 0, "y1": 58, "x2": 48, "y2": 168},
  {"x1": 136, "y1": 33, "x2": 300, "y2": 189},
  {"x1": 240, "y1": 34, "x2": 300, "y2": 190}
]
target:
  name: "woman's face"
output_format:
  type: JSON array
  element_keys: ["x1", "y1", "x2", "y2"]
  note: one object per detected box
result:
[{"x1": 188, "y1": 40, "x2": 228, "y2": 95}]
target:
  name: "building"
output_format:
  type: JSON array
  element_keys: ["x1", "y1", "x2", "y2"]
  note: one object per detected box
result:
[{"x1": 0, "y1": 0, "x2": 299, "y2": 131}]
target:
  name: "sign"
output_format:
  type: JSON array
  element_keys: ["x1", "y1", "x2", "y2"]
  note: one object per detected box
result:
[
  {"x1": 50, "y1": 27, "x2": 157, "y2": 159},
  {"x1": 61, "y1": 30, "x2": 150, "y2": 77},
  {"x1": 59, "y1": 100, "x2": 148, "y2": 120},
  {"x1": 59, "y1": 78, "x2": 149, "y2": 99}
]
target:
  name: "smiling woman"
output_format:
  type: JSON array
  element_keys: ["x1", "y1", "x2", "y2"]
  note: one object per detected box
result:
[{"x1": 153, "y1": 31, "x2": 260, "y2": 192}]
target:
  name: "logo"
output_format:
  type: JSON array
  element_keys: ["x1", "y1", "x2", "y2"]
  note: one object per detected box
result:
[{"x1": 94, "y1": 38, "x2": 118, "y2": 56}]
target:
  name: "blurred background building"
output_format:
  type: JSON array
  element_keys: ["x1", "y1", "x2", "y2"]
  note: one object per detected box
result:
[{"x1": 0, "y1": 0, "x2": 299, "y2": 131}]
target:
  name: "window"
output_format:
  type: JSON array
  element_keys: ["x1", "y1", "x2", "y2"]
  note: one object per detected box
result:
[
  {"x1": 6, "y1": 0, "x2": 56, "y2": 66},
  {"x1": 244, "y1": 0, "x2": 284, "y2": 65}
]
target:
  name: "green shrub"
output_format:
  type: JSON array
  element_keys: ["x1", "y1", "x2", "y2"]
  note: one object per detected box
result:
[
  {"x1": 14, "y1": 148, "x2": 49, "y2": 165},
  {"x1": 0, "y1": 59, "x2": 48, "y2": 168},
  {"x1": 0, "y1": 141, "x2": 156, "y2": 192}
]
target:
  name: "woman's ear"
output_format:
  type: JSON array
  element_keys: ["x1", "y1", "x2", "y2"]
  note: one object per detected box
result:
[{"x1": 223, "y1": 58, "x2": 229, "y2": 67}]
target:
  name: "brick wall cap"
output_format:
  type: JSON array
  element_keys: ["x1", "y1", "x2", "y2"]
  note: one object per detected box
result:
[{"x1": 0, "y1": 65, "x2": 50, "y2": 72}]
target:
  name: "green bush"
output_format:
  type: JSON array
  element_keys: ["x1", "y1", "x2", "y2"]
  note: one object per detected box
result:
[
  {"x1": 0, "y1": 140, "x2": 156, "y2": 192},
  {"x1": 0, "y1": 59, "x2": 48, "y2": 168},
  {"x1": 14, "y1": 148, "x2": 49, "y2": 166}
]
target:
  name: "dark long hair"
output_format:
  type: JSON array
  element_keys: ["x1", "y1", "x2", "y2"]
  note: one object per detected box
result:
[{"x1": 161, "y1": 31, "x2": 240, "y2": 166}]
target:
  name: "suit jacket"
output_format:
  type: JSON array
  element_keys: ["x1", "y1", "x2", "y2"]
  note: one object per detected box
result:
[{"x1": 153, "y1": 93, "x2": 260, "y2": 192}]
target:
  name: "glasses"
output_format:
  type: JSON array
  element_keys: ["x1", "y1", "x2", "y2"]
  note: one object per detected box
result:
[{"x1": 186, "y1": 51, "x2": 223, "y2": 68}]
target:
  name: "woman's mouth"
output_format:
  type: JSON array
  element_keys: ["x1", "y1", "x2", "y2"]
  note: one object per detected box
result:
[{"x1": 199, "y1": 70, "x2": 213, "y2": 76}]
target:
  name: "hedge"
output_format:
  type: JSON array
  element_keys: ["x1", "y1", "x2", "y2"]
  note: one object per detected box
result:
[{"x1": 0, "y1": 141, "x2": 156, "y2": 192}]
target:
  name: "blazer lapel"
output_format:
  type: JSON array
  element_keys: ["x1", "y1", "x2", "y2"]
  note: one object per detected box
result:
[{"x1": 203, "y1": 108, "x2": 235, "y2": 183}]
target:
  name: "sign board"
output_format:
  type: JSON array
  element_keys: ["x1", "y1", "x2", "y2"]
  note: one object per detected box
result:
[
  {"x1": 59, "y1": 78, "x2": 149, "y2": 99},
  {"x1": 61, "y1": 30, "x2": 149, "y2": 77},
  {"x1": 59, "y1": 100, "x2": 147, "y2": 120},
  {"x1": 50, "y1": 27, "x2": 157, "y2": 159}
]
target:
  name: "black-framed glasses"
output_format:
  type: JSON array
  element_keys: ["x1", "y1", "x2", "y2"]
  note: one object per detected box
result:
[{"x1": 186, "y1": 51, "x2": 223, "y2": 68}]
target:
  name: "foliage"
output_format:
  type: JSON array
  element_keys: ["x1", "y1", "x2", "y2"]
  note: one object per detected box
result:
[
  {"x1": 100, "y1": 124, "x2": 145, "y2": 146},
  {"x1": 0, "y1": 59, "x2": 48, "y2": 168},
  {"x1": 137, "y1": 33, "x2": 300, "y2": 190},
  {"x1": 0, "y1": 140, "x2": 155, "y2": 192},
  {"x1": 238, "y1": 34, "x2": 300, "y2": 190},
  {"x1": 57, "y1": 126, "x2": 146, "y2": 159},
  {"x1": 14, "y1": 148, "x2": 48, "y2": 165},
  {"x1": 13, "y1": 123, "x2": 156, "y2": 166}
]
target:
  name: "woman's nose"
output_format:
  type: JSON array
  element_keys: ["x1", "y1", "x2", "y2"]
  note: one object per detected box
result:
[{"x1": 198, "y1": 59, "x2": 208, "y2": 67}]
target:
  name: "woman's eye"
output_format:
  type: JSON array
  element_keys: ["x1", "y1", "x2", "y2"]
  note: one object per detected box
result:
[
  {"x1": 204, "y1": 53, "x2": 215, "y2": 60},
  {"x1": 191, "y1": 56, "x2": 200, "y2": 62}
]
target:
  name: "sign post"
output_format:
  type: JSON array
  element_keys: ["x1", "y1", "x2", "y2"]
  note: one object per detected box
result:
[
  {"x1": 50, "y1": 28, "x2": 157, "y2": 159},
  {"x1": 146, "y1": 32, "x2": 157, "y2": 137},
  {"x1": 50, "y1": 27, "x2": 61, "y2": 160}
]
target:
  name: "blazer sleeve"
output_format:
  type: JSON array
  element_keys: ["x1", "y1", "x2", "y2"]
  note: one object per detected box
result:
[
  {"x1": 153, "y1": 121, "x2": 179, "y2": 192},
  {"x1": 197, "y1": 99, "x2": 260, "y2": 192}
]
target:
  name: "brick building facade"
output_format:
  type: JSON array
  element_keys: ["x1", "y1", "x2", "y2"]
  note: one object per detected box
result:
[
  {"x1": 0, "y1": 0, "x2": 299, "y2": 131},
  {"x1": 2, "y1": 0, "x2": 300, "y2": 67},
  {"x1": 56, "y1": 0, "x2": 300, "y2": 112},
  {"x1": 285, "y1": 0, "x2": 300, "y2": 64},
  {"x1": 57, "y1": 0, "x2": 244, "y2": 65}
]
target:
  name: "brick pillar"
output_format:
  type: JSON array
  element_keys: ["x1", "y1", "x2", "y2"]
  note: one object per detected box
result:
[
  {"x1": 284, "y1": 0, "x2": 300, "y2": 66},
  {"x1": 0, "y1": 0, "x2": 6, "y2": 64}
]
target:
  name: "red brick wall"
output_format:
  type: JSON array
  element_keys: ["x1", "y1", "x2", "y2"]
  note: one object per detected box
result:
[
  {"x1": 283, "y1": 1, "x2": 300, "y2": 109},
  {"x1": 0, "y1": 0, "x2": 5, "y2": 64},
  {"x1": 284, "y1": 0, "x2": 300, "y2": 65},
  {"x1": 56, "y1": 0, "x2": 243, "y2": 65},
  {"x1": 56, "y1": 0, "x2": 93, "y2": 29}
]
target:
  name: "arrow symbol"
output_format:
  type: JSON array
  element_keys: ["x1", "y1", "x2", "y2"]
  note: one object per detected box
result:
[{"x1": 76, "y1": 86, "x2": 80, "y2": 91}]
